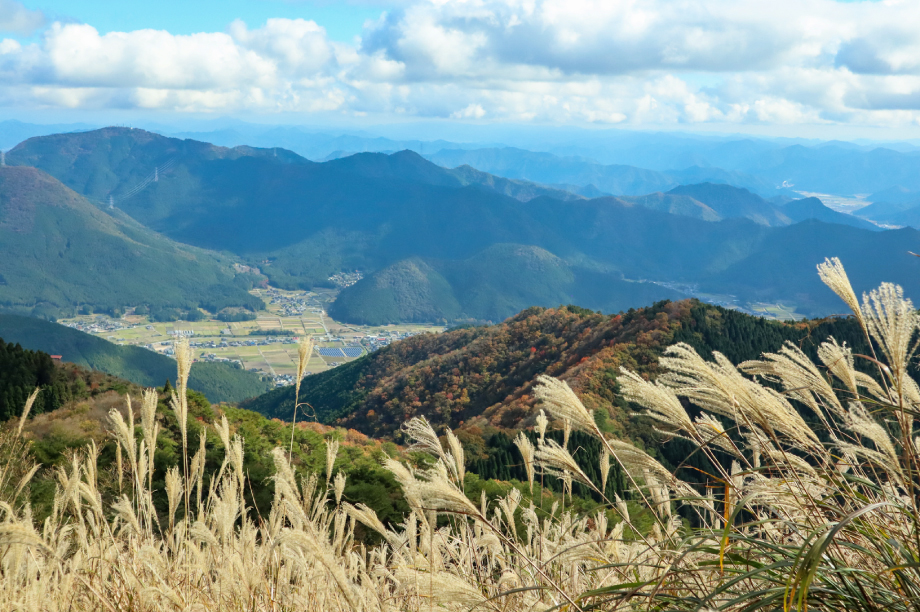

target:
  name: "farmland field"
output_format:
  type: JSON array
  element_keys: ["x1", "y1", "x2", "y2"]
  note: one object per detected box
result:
[{"x1": 59, "y1": 286, "x2": 445, "y2": 386}]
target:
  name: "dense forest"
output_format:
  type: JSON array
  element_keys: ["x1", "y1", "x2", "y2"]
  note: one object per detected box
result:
[
  {"x1": 0, "y1": 338, "x2": 137, "y2": 421},
  {"x1": 0, "y1": 315, "x2": 271, "y2": 404}
]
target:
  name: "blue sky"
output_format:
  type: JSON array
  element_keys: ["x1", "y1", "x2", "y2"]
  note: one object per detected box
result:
[
  {"x1": 1, "y1": 0, "x2": 920, "y2": 138},
  {"x1": 16, "y1": 0, "x2": 384, "y2": 42}
]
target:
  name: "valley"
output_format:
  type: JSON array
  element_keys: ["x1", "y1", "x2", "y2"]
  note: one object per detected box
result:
[{"x1": 58, "y1": 285, "x2": 445, "y2": 387}]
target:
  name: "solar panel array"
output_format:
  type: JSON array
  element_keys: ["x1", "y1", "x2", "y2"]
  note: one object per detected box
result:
[{"x1": 316, "y1": 346, "x2": 364, "y2": 358}]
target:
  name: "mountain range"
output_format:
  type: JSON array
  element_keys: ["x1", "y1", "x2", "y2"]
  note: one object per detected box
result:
[{"x1": 6, "y1": 127, "x2": 918, "y2": 324}]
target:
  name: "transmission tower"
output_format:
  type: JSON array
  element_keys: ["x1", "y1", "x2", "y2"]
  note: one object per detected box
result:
[
  {"x1": 109, "y1": 196, "x2": 114, "y2": 209},
  {"x1": 0, "y1": 150, "x2": 5, "y2": 167},
  {"x1": 154, "y1": 166, "x2": 158, "y2": 182}
]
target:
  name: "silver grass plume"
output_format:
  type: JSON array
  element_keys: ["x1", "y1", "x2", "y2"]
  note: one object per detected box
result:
[
  {"x1": 659, "y1": 343, "x2": 822, "y2": 452},
  {"x1": 844, "y1": 401, "x2": 899, "y2": 466},
  {"x1": 514, "y1": 432, "x2": 535, "y2": 493},
  {"x1": 535, "y1": 439, "x2": 599, "y2": 495},
  {"x1": 326, "y1": 438, "x2": 340, "y2": 484},
  {"x1": 445, "y1": 429, "x2": 465, "y2": 486},
  {"x1": 862, "y1": 282, "x2": 919, "y2": 385},
  {"x1": 817, "y1": 257, "x2": 864, "y2": 325},
  {"x1": 740, "y1": 341, "x2": 845, "y2": 421},
  {"x1": 402, "y1": 416, "x2": 444, "y2": 458},
  {"x1": 818, "y1": 338, "x2": 860, "y2": 396},
  {"x1": 384, "y1": 457, "x2": 480, "y2": 517},
  {"x1": 536, "y1": 409, "x2": 549, "y2": 442},
  {"x1": 334, "y1": 471, "x2": 347, "y2": 505},
  {"x1": 600, "y1": 446, "x2": 610, "y2": 496},
  {"x1": 16, "y1": 387, "x2": 40, "y2": 436},
  {"x1": 534, "y1": 375, "x2": 597, "y2": 436},
  {"x1": 171, "y1": 337, "x2": 192, "y2": 514},
  {"x1": 165, "y1": 466, "x2": 182, "y2": 532},
  {"x1": 618, "y1": 368, "x2": 693, "y2": 433},
  {"x1": 289, "y1": 335, "x2": 314, "y2": 459}
]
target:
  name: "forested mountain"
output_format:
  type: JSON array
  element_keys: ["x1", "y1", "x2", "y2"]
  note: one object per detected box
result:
[
  {"x1": 9, "y1": 127, "x2": 917, "y2": 324},
  {"x1": 666, "y1": 183, "x2": 790, "y2": 226},
  {"x1": 243, "y1": 300, "x2": 870, "y2": 463},
  {"x1": 0, "y1": 315, "x2": 271, "y2": 403},
  {"x1": 779, "y1": 197, "x2": 879, "y2": 230},
  {"x1": 330, "y1": 244, "x2": 684, "y2": 324},
  {"x1": 706, "y1": 221, "x2": 920, "y2": 311},
  {"x1": 0, "y1": 166, "x2": 262, "y2": 318}
]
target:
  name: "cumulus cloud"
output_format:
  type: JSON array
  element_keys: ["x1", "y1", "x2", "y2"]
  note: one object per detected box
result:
[
  {"x1": 0, "y1": 0, "x2": 44, "y2": 35},
  {"x1": 2, "y1": 0, "x2": 920, "y2": 127}
]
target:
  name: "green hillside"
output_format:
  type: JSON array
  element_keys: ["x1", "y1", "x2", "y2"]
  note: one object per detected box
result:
[
  {"x1": 0, "y1": 166, "x2": 263, "y2": 318},
  {"x1": 0, "y1": 314, "x2": 271, "y2": 403},
  {"x1": 0, "y1": 336, "x2": 138, "y2": 421},
  {"x1": 328, "y1": 258, "x2": 462, "y2": 325},
  {"x1": 330, "y1": 244, "x2": 685, "y2": 325}
]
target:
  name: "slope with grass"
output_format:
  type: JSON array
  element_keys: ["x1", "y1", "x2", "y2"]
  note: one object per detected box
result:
[
  {"x1": 0, "y1": 166, "x2": 262, "y2": 318},
  {"x1": 0, "y1": 314, "x2": 271, "y2": 403}
]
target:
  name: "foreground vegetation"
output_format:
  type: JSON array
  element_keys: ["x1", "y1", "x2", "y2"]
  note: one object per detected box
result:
[{"x1": 2, "y1": 258, "x2": 920, "y2": 610}]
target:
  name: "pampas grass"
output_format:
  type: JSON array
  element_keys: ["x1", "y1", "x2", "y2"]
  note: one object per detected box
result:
[{"x1": 2, "y1": 260, "x2": 920, "y2": 610}]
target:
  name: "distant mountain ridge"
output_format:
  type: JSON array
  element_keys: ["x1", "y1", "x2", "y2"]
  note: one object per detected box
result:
[
  {"x1": 7, "y1": 127, "x2": 913, "y2": 325},
  {"x1": 426, "y1": 147, "x2": 790, "y2": 198}
]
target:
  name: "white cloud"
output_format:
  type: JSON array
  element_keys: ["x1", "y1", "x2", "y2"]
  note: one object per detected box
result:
[
  {"x1": 0, "y1": 0, "x2": 44, "y2": 35},
  {"x1": 2, "y1": 0, "x2": 920, "y2": 128},
  {"x1": 451, "y1": 103, "x2": 486, "y2": 119}
]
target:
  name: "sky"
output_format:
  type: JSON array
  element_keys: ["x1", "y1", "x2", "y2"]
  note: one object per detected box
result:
[{"x1": 2, "y1": 0, "x2": 920, "y2": 138}]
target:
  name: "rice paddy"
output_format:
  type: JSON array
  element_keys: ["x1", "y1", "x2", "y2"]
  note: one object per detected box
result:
[{"x1": 59, "y1": 286, "x2": 446, "y2": 382}]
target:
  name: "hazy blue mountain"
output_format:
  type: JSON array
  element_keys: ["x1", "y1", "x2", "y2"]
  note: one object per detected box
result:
[
  {"x1": 874, "y1": 206, "x2": 920, "y2": 229},
  {"x1": 11, "y1": 127, "x2": 917, "y2": 324},
  {"x1": 780, "y1": 197, "x2": 880, "y2": 230},
  {"x1": 855, "y1": 196, "x2": 920, "y2": 224},
  {"x1": 666, "y1": 184, "x2": 790, "y2": 226},
  {"x1": 0, "y1": 120, "x2": 97, "y2": 152},
  {"x1": 427, "y1": 147, "x2": 679, "y2": 195},
  {"x1": 616, "y1": 193, "x2": 720, "y2": 221},
  {"x1": 729, "y1": 145, "x2": 920, "y2": 194},
  {"x1": 426, "y1": 147, "x2": 790, "y2": 197},
  {"x1": 867, "y1": 186, "x2": 920, "y2": 205},
  {"x1": 705, "y1": 221, "x2": 920, "y2": 314}
]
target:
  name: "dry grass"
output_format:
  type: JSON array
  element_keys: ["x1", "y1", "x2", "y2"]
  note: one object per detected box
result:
[{"x1": 1, "y1": 257, "x2": 920, "y2": 611}]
